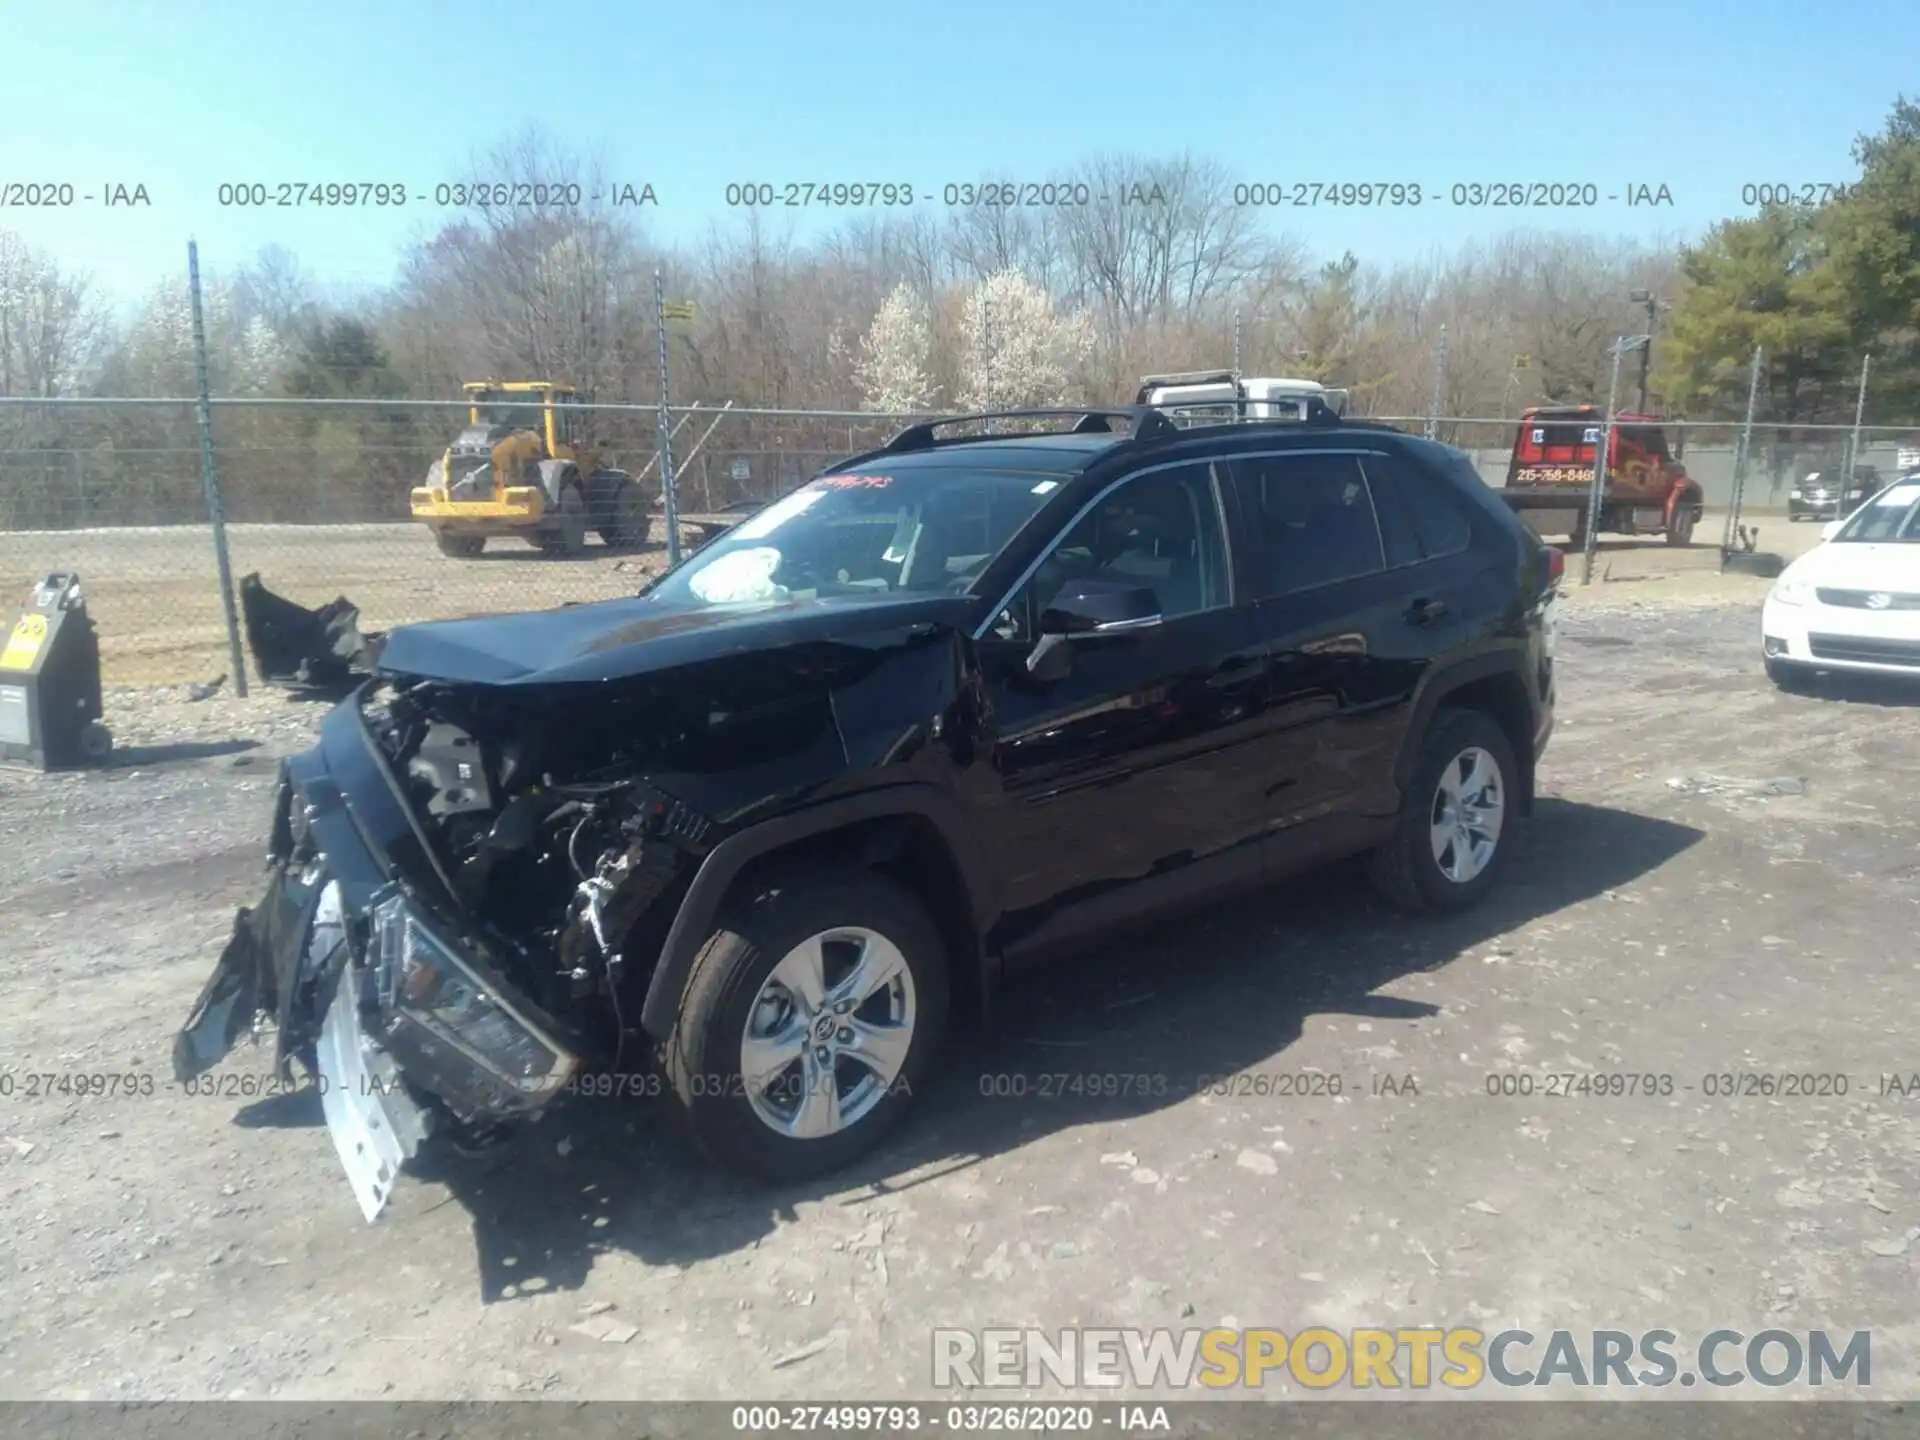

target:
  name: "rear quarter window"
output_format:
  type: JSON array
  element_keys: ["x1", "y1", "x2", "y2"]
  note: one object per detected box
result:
[{"x1": 1368, "y1": 450, "x2": 1477, "y2": 559}]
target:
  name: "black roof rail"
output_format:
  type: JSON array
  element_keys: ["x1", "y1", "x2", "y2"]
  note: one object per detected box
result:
[{"x1": 878, "y1": 406, "x2": 1179, "y2": 454}]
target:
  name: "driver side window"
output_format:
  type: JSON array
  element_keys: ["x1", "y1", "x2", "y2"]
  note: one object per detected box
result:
[{"x1": 991, "y1": 463, "x2": 1229, "y2": 640}]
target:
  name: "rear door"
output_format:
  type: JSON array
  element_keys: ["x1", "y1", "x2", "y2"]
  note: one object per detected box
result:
[{"x1": 1222, "y1": 450, "x2": 1443, "y2": 845}]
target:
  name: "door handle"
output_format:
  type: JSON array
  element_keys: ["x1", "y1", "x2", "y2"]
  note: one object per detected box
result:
[{"x1": 1406, "y1": 598, "x2": 1449, "y2": 625}]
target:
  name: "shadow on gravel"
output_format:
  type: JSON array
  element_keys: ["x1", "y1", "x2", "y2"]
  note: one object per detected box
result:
[
  {"x1": 411, "y1": 797, "x2": 1704, "y2": 1304},
  {"x1": 1795, "y1": 673, "x2": 1920, "y2": 710},
  {"x1": 230, "y1": 1087, "x2": 325, "y2": 1130},
  {"x1": 107, "y1": 738, "x2": 260, "y2": 767}
]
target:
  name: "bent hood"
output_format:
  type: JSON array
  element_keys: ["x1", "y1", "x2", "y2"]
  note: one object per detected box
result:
[{"x1": 374, "y1": 591, "x2": 980, "y2": 686}]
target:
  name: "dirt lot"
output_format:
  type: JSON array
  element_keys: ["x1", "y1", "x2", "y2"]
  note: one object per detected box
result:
[
  {"x1": 3, "y1": 526, "x2": 1918, "y2": 1408},
  {"x1": 0, "y1": 520, "x2": 681, "y2": 686},
  {"x1": 0, "y1": 509, "x2": 1822, "y2": 686}
]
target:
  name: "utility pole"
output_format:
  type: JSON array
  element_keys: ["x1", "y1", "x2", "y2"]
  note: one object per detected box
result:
[{"x1": 1629, "y1": 289, "x2": 1660, "y2": 413}]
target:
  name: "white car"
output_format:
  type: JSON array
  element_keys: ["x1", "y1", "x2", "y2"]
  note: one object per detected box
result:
[{"x1": 1761, "y1": 476, "x2": 1920, "y2": 689}]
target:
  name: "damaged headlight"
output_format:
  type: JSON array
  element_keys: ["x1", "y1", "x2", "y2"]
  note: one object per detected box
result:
[{"x1": 369, "y1": 891, "x2": 576, "y2": 1100}]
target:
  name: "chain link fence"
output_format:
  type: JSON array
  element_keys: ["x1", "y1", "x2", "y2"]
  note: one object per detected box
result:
[{"x1": 2, "y1": 399, "x2": 1917, "y2": 685}]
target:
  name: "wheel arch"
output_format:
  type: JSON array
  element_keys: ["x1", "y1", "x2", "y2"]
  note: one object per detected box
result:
[
  {"x1": 638, "y1": 786, "x2": 992, "y2": 1038},
  {"x1": 1394, "y1": 654, "x2": 1539, "y2": 817}
]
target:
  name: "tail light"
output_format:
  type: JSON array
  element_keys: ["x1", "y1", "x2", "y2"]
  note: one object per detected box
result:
[{"x1": 1543, "y1": 546, "x2": 1565, "y2": 591}]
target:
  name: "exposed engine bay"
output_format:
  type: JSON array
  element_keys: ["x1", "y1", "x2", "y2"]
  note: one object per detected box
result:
[{"x1": 354, "y1": 658, "x2": 846, "y2": 1067}]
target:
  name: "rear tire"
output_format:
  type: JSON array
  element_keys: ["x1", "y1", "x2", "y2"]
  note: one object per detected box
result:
[
  {"x1": 435, "y1": 532, "x2": 485, "y2": 558},
  {"x1": 591, "y1": 474, "x2": 649, "y2": 549},
  {"x1": 1368, "y1": 709, "x2": 1518, "y2": 915},
  {"x1": 1666, "y1": 503, "x2": 1697, "y2": 546},
  {"x1": 663, "y1": 866, "x2": 949, "y2": 1183}
]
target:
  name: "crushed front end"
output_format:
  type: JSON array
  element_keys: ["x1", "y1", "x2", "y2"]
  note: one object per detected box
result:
[{"x1": 173, "y1": 674, "x2": 716, "y2": 1220}]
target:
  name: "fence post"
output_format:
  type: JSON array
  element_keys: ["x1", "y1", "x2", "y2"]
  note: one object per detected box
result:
[
  {"x1": 1721, "y1": 346, "x2": 1765, "y2": 562},
  {"x1": 1844, "y1": 354, "x2": 1871, "y2": 508},
  {"x1": 653, "y1": 270, "x2": 681, "y2": 567},
  {"x1": 188, "y1": 241, "x2": 249, "y2": 697},
  {"x1": 1582, "y1": 339, "x2": 1628, "y2": 586},
  {"x1": 1424, "y1": 325, "x2": 1448, "y2": 440}
]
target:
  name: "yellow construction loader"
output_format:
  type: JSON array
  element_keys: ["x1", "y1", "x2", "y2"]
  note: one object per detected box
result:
[{"x1": 410, "y1": 381, "x2": 655, "y2": 557}]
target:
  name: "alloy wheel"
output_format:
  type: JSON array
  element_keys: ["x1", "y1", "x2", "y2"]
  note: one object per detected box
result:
[
  {"x1": 1429, "y1": 746, "x2": 1505, "y2": 884},
  {"x1": 739, "y1": 927, "x2": 917, "y2": 1139}
]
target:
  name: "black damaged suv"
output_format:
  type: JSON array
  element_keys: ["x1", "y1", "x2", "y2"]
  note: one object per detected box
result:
[{"x1": 175, "y1": 403, "x2": 1559, "y2": 1219}]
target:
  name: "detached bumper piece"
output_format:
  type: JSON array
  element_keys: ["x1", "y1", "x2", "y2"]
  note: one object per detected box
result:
[
  {"x1": 314, "y1": 881, "x2": 432, "y2": 1221},
  {"x1": 239, "y1": 573, "x2": 383, "y2": 699}
]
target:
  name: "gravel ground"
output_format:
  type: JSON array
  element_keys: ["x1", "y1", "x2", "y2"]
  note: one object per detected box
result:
[{"x1": 3, "y1": 552, "x2": 1918, "y2": 1407}]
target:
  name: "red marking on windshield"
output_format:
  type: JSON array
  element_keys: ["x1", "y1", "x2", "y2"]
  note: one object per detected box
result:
[{"x1": 809, "y1": 473, "x2": 894, "y2": 489}]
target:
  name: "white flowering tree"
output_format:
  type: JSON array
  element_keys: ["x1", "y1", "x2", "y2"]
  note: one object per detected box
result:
[
  {"x1": 120, "y1": 274, "x2": 286, "y2": 396},
  {"x1": 0, "y1": 230, "x2": 107, "y2": 397},
  {"x1": 853, "y1": 282, "x2": 934, "y2": 414},
  {"x1": 954, "y1": 268, "x2": 1095, "y2": 413}
]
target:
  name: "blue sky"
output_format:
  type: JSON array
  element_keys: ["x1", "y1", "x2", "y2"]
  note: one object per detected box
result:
[{"x1": 3, "y1": 0, "x2": 1915, "y2": 310}]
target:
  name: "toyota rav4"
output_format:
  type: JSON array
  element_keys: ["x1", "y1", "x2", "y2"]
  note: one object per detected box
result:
[{"x1": 174, "y1": 403, "x2": 1560, "y2": 1219}]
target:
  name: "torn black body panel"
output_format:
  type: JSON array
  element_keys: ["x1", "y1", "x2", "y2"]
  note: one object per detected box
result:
[{"x1": 240, "y1": 572, "x2": 384, "y2": 697}]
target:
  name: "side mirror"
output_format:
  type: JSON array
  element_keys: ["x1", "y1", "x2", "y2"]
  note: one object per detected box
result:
[
  {"x1": 1025, "y1": 580, "x2": 1162, "y2": 680},
  {"x1": 1038, "y1": 579, "x2": 1163, "y2": 636},
  {"x1": 1821, "y1": 520, "x2": 1844, "y2": 541}
]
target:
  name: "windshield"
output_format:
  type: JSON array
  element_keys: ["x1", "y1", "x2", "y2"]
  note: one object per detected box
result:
[
  {"x1": 472, "y1": 391, "x2": 549, "y2": 432},
  {"x1": 1834, "y1": 479, "x2": 1920, "y2": 542},
  {"x1": 644, "y1": 464, "x2": 1066, "y2": 607}
]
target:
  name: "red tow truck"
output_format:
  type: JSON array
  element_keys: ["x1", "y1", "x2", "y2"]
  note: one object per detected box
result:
[{"x1": 1501, "y1": 405, "x2": 1705, "y2": 546}]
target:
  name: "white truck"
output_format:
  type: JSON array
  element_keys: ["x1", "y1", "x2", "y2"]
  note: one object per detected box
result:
[{"x1": 1134, "y1": 370, "x2": 1350, "y2": 425}]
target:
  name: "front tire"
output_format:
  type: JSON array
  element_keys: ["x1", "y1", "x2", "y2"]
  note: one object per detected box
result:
[
  {"x1": 435, "y1": 532, "x2": 485, "y2": 558},
  {"x1": 663, "y1": 867, "x2": 950, "y2": 1182},
  {"x1": 1368, "y1": 709, "x2": 1517, "y2": 915},
  {"x1": 534, "y1": 483, "x2": 588, "y2": 556}
]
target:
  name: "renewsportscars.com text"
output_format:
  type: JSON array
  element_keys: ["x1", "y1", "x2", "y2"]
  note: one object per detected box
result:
[{"x1": 932, "y1": 1326, "x2": 1872, "y2": 1391}]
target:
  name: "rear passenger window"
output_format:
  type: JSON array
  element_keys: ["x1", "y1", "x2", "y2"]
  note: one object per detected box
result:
[
  {"x1": 1229, "y1": 454, "x2": 1386, "y2": 597},
  {"x1": 1365, "y1": 453, "x2": 1473, "y2": 559}
]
